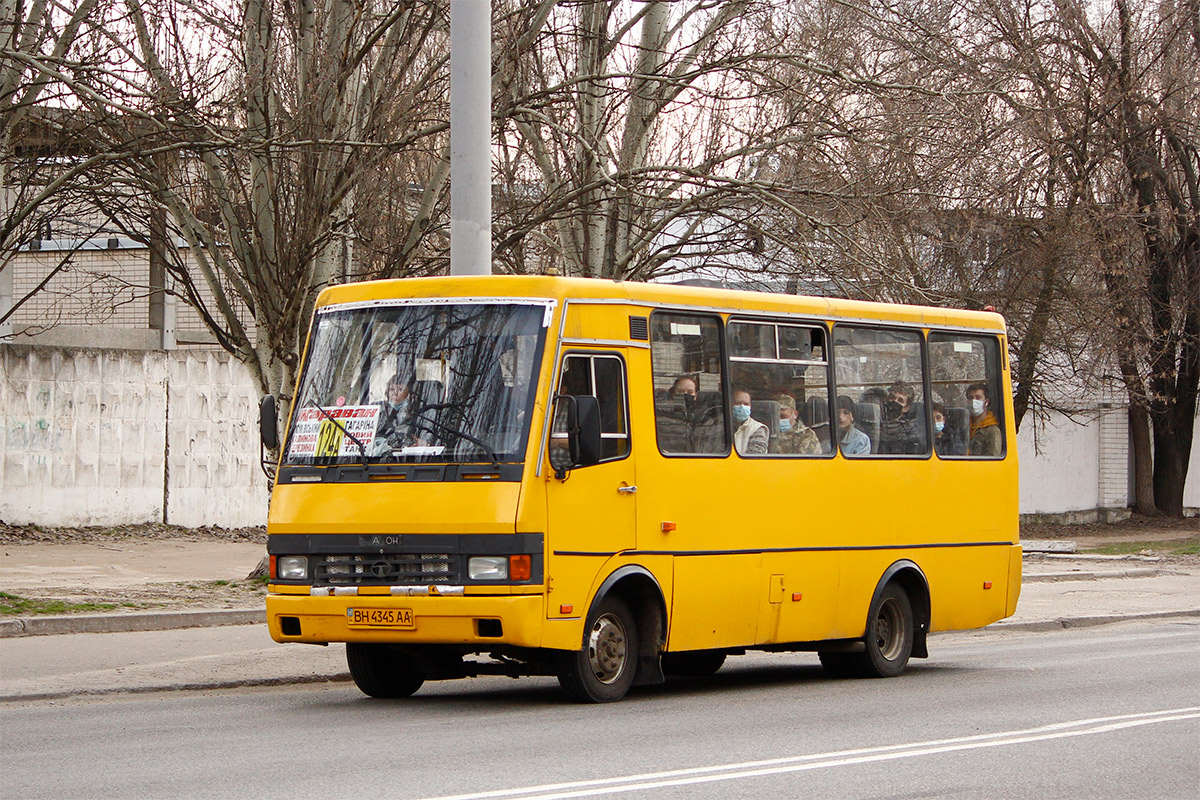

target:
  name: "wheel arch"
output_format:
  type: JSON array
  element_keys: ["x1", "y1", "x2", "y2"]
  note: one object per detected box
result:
[
  {"x1": 868, "y1": 560, "x2": 930, "y2": 659},
  {"x1": 590, "y1": 564, "x2": 668, "y2": 685}
]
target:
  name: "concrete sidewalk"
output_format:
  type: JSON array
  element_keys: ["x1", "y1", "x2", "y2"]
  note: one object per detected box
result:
[
  {"x1": 1, "y1": 543, "x2": 1197, "y2": 702},
  {"x1": 997, "y1": 554, "x2": 1200, "y2": 631}
]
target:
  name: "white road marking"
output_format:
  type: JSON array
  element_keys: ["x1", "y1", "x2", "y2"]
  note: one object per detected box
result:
[{"x1": 418, "y1": 707, "x2": 1200, "y2": 800}]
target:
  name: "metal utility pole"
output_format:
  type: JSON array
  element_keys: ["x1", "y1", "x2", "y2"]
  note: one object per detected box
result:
[{"x1": 449, "y1": 0, "x2": 492, "y2": 276}]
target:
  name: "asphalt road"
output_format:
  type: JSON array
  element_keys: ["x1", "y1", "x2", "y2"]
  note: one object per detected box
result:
[{"x1": 4, "y1": 619, "x2": 1198, "y2": 800}]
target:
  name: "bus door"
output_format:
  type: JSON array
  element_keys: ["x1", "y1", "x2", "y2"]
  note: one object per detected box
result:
[
  {"x1": 635, "y1": 312, "x2": 760, "y2": 651},
  {"x1": 544, "y1": 352, "x2": 635, "y2": 617}
]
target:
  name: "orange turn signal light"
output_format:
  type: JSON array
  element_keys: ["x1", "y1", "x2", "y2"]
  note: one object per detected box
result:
[
  {"x1": 509, "y1": 554, "x2": 532, "y2": 581},
  {"x1": 792, "y1": 593, "x2": 803, "y2": 602},
  {"x1": 560, "y1": 604, "x2": 573, "y2": 614},
  {"x1": 269, "y1": 554, "x2": 277, "y2": 579},
  {"x1": 983, "y1": 581, "x2": 993, "y2": 590},
  {"x1": 661, "y1": 521, "x2": 676, "y2": 533}
]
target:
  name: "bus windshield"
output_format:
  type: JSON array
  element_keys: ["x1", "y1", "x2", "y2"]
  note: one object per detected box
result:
[{"x1": 284, "y1": 300, "x2": 549, "y2": 467}]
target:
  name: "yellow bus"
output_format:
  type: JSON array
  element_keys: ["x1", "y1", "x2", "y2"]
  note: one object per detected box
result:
[{"x1": 262, "y1": 276, "x2": 1020, "y2": 702}]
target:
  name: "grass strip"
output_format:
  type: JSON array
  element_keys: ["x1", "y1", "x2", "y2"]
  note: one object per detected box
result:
[
  {"x1": 0, "y1": 591, "x2": 149, "y2": 616},
  {"x1": 1080, "y1": 537, "x2": 1199, "y2": 556}
]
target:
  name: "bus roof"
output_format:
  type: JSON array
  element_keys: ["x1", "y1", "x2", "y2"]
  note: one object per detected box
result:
[{"x1": 314, "y1": 275, "x2": 1006, "y2": 333}]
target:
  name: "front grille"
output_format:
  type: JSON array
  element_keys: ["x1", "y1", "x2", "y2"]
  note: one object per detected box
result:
[{"x1": 314, "y1": 553, "x2": 456, "y2": 586}]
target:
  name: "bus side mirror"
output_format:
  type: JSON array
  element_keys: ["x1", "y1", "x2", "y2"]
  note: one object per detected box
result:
[
  {"x1": 572, "y1": 395, "x2": 602, "y2": 468},
  {"x1": 260, "y1": 395, "x2": 279, "y2": 450},
  {"x1": 550, "y1": 394, "x2": 602, "y2": 479}
]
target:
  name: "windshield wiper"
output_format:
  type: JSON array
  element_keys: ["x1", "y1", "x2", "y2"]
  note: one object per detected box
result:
[
  {"x1": 410, "y1": 411, "x2": 501, "y2": 465},
  {"x1": 304, "y1": 400, "x2": 370, "y2": 471}
]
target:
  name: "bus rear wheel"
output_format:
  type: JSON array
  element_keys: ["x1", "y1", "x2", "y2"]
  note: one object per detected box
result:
[
  {"x1": 557, "y1": 596, "x2": 639, "y2": 703},
  {"x1": 853, "y1": 583, "x2": 914, "y2": 678},
  {"x1": 346, "y1": 643, "x2": 426, "y2": 698}
]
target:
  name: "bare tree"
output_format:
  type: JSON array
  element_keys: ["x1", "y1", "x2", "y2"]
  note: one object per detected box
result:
[
  {"x1": 747, "y1": 0, "x2": 1196, "y2": 515},
  {"x1": 492, "y1": 1, "x2": 826, "y2": 280},
  {"x1": 40, "y1": 0, "x2": 456, "y2": 419},
  {"x1": 1082, "y1": 0, "x2": 1199, "y2": 515},
  {"x1": 0, "y1": 0, "x2": 111, "y2": 332}
]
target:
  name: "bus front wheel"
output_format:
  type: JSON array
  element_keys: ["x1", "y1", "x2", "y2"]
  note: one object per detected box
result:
[
  {"x1": 346, "y1": 643, "x2": 426, "y2": 698},
  {"x1": 557, "y1": 595, "x2": 639, "y2": 703}
]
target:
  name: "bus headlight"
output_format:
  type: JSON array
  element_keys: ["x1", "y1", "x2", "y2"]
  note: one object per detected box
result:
[
  {"x1": 468, "y1": 556, "x2": 508, "y2": 580},
  {"x1": 277, "y1": 555, "x2": 309, "y2": 580}
]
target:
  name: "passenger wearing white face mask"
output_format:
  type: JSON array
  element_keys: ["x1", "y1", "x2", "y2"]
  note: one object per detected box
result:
[
  {"x1": 731, "y1": 389, "x2": 769, "y2": 455},
  {"x1": 966, "y1": 383, "x2": 1001, "y2": 456}
]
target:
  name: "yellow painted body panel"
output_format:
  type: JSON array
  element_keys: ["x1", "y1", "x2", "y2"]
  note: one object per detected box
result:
[
  {"x1": 268, "y1": 481, "x2": 525, "y2": 535},
  {"x1": 268, "y1": 275, "x2": 1020, "y2": 659},
  {"x1": 1006, "y1": 544, "x2": 1024, "y2": 617}
]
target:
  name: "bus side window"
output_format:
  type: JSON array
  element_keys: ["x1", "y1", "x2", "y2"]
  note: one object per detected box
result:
[
  {"x1": 557, "y1": 354, "x2": 630, "y2": 461},
  {"x1": 928, "y1": 334, "x2": 1005, "y2": 458},
  {"x1": 727, "y1": 320, "x2": 833, "y2": 457},
  {"x1": 833, "y1": 326, "x2": 929, "y2": 457},
  {"x1": 650, "y1": 313, "x2": 729, "y2": 455}
]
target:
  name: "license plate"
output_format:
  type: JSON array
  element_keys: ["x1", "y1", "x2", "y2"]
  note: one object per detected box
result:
[{"x1": 346, "y1": 608, "x2": 415, "y2": 628}]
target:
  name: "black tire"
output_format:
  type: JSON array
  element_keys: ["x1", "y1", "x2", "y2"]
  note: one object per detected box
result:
[
  {"x1": 850, "y1": 583, "x2": 914, "y2": 678},
  {"x1": 346, "y1": 643, "x2": 425, "y2": 698},
  {"x1": 557, "y1": 595, "x2": 639, "y2": 703},
  {"x1": 661, "y1": 650, "x2": 726, "y2": 677}
]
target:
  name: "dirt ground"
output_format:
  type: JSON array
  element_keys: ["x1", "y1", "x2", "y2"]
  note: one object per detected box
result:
[
  {"x1": 1, "y1": 516, "x2": 1197, "y2": 614},
  {"x1": 1020, "y1": 514, "x2": 1199, "y2": 550},
  {"x1": 0, "y1": 521, "x2": 265, "y2": 546},
  {"x1": 0, "y1": 522, "x2": 268, "y2": 612}
]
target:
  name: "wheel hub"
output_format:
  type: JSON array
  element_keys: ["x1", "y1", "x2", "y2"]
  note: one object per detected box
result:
[
  {"x1": 587, "y1": 613, "x2": 628, "y2": 685},
  {"x1": 874, "y1": 597, "x2": 903, "y2": 660}
]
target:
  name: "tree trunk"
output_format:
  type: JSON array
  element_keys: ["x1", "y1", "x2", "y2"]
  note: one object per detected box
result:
[
  {"x1": 1128, "y1": 401, "x2": 1158, "y2": 516},
  {"x1": 1152, "y1": 419, "x2": 1190, "y2": 516},
  {"x1": 1011, "y1": 240, "x2": 1057, "y2": 432}
]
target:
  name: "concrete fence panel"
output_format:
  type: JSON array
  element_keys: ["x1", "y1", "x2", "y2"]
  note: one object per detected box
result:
[
  {"x1": 1, "y1": 344, "x2": 266, "y2": 528},
  {"x1": 165, "y1": 351, "x2": 266, "y2": 527},
  {"x1": 1, "y1": 346, "x2": 167, "y2": 525}
]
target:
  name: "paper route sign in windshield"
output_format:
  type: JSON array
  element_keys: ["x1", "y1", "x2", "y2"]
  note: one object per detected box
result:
[{"x1": 288, "y1": 406, "x2": 379, "y2": 458}]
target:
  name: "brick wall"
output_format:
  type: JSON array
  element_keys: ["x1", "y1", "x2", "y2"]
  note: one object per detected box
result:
[
  {"x1": 8, "y1": 248, "x2": 150, "y2": 330},
  {"x1": 5, "y1": 243, "x2": 256, "y2": 346}
]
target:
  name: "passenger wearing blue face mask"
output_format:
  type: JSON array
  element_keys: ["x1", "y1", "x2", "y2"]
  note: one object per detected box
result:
[
  {"x1": 774, "y1": 393, "x2": 821, "y2": 455},
  {"x1": 931, "y1": 401, "x2": 964, "y2": 456},
  {"x1": 731, "y1": 389, "x2": 769, "y2": 455}
]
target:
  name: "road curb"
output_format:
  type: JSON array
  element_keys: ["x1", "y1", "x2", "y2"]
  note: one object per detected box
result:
[
  {"x1": 984, "y1": 608, "x2": 1200, "y2": 633},
  {"x1": 1022, "y1": 568, "x2": 1169, "y2": 582},
  {"x1": 1, "y1": 673, "x2": 353, "y2": 704},
  {"x1": 0, "y1": 608, "x2": 264, "y2": 638}
]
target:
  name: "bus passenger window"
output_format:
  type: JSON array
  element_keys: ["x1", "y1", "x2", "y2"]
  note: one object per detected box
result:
[
  {"x1": 833, "y1": 326, "x2": 929, "y2": 457},
  {"x1": 650, "y1": 313, "x2": 728, "y2": 455},
  {"x1": 728, "y1": 320, "x2": 832, "y2": 457},
  {"x1": 928, "y1": 334, "x2": 1005, "y2": 458},
  {"x1": 557, "y1": 354, "x2": 630, "y2": 461}
]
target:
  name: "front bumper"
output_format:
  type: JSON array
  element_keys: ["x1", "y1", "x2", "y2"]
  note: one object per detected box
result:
[{"x1": 266, "y1": 591, "x2": 546, "y2": 648}]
